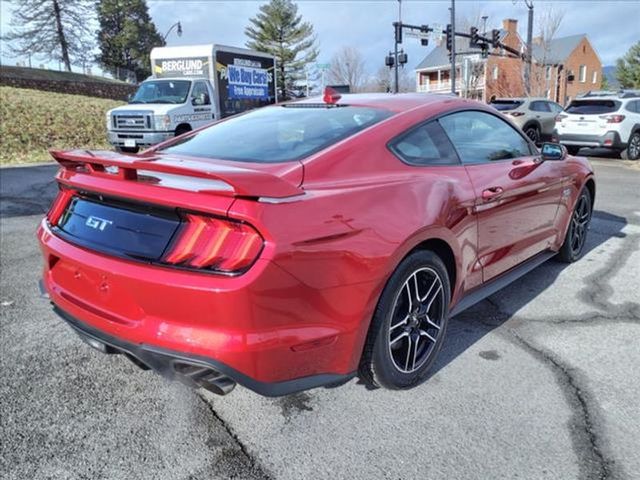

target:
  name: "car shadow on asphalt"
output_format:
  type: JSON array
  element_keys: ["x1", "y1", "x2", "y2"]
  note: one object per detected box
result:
[{"x1": 424, "y1": 209, "x2": 628, "y2": 382}]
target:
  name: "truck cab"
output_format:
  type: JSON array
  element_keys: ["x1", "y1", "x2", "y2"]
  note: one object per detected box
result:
[
  {"x1": 107, "y1": 77, "x2": 215, "y2": 151},
  {"x1": 106, "y1": 44, "x2": 277, "y2": 152}
]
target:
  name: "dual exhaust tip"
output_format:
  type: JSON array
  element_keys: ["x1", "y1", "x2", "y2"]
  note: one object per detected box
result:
[{"x1": 76, "y1": 331, "x2": 236, "y2": 396}]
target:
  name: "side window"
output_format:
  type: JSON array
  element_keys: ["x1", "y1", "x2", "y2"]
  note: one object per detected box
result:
[
  {"x1": 389, "y1": 121, "x2": 460, "y2": 166},
  {"x1": 549, "y1": 102, "x2": 564, "y2": 114},
  {"x1": 439, "y1": 111, "x2": 534, "y2": 164},
  {"x1": 625, "y1": 100, "x2": 639, "y2": 114},
  {"x1": 530, "y1": 101, "x2": 551, "y2": 112},
  {"x1": 191, "y1": 82, "x2": 211, "y2": 105}
]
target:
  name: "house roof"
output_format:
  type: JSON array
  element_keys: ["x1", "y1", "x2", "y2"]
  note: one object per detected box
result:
[
  {"x1": 415, "y1": 30, "x2": 508, "y2": 70},
  {"x1": 416, "y1": 32, "x2": 589, "y2": 70},
  {"x1": 531, "y1": 34, "x2": 586, "y2": 64}
]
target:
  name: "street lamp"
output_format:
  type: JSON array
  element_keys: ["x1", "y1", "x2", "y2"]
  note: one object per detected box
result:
[{"x1": 163, "y1": 22, "x2": 183, "y2": 42}]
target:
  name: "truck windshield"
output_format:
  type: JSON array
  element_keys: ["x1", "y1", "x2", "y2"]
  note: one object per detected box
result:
[
  {"x1": 130, "y1": 80, "x2": 191, "y2": 104},
  {"x1": 159, "y1": 105, "x2": 393, "y2": 163}
]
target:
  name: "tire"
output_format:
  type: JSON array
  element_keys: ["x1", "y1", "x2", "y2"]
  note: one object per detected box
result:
[
  {"x1": 566, "y1": 146, "x2": 581, "y2": 156},
  {"x1": 557, "y1": 187, "x2": 592, "y2": 263},
  {"x1": 621, "y1": 132, "x2": 640, "y2": 160},
  {"x1": 524, "y1": 125, "x2": 540, "y2": 145},
  {"x1": 359, "y1": 250, "x2": 451, "y2": 390},
  {"x1": 116, "y1": 146, "x2": 140, "y2": 154},
  {"x1": 175, "y1": 125, "x2": 191, "y2": 137}
]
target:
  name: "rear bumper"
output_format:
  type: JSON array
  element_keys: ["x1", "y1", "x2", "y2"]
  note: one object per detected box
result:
[
  {"x1": 107, "y1": 130, "x2": 174, "y2": 148},
  {"x1": 556, "y1": 130, "x2": 626, "y2": 149},
  {"x1": 46, "y1": 298, "x2": 353, "y2": 396},
  {"x1": 37, "y1": 219, "x2": 367, "y2": 391}
]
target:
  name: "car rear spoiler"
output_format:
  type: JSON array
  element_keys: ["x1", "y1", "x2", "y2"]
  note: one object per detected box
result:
[{"x1": 50, "y1": 149, "x2": 304, "y2": 199}]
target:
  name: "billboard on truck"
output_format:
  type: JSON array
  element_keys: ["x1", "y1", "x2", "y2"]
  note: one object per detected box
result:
[
  {"x1": 151, "y1": 57, "x2": 210, "y2": 78},
  {"x1": 215, "y1": 49, "x2": 277, "y2": 118}
]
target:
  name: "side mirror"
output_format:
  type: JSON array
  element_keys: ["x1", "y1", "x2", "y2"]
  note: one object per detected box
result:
[{"x1": 541, "y1": 142, "x2": 566, "y2": 161}]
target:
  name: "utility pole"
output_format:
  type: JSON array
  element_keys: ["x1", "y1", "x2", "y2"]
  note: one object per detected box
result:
[
  {"x1": 394, "y1": 0, "x2": 402, "y2": 93},
  {"x1": 524, "y1": 0, "x2": 534, "y2": 94},
  {"x1": 449, "y1": 0, "x2": 456, "y2": 95}
]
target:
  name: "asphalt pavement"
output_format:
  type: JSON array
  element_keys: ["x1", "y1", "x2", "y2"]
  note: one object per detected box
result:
[{"x1": 1, "y1": 157, "x2": 639, "y2": 480}]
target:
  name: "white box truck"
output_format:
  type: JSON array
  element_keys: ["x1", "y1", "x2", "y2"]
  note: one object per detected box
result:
[{"x1": 106, "y1": 44, "x2": 277, "y2": 152}]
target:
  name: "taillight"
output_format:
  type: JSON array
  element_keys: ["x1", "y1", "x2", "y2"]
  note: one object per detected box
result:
[
  {"x1": 509, "y1": 111, "x2": 525, "y2": 117},
  {"x1": 599, "y1": 114, "x2": 625, "y2": 123},
  {"x1": 163, "y1": 213, "x2": 263, "y2": 274},
  {"x1": 555, "y1": 114, "x2": 568, "y2": 122},
  {"x1": 47, "y1": 189, "x2": 74, "y2": 226}
]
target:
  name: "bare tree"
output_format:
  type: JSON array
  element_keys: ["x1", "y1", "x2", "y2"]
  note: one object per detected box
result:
[
  {"x1": 1, "y1": 0, "x2": 96, "y2": 72},
  {"x1": 328, "y1": 46, "x2": 367, "y2": 92},
  {"x1": 363, "y1": 66, "x2": 413, "y2": 93}
]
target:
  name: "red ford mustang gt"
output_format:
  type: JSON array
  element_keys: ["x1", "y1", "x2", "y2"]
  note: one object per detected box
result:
[{"x1": 38, "y1": 91, "x2": 595, "y2": 396}]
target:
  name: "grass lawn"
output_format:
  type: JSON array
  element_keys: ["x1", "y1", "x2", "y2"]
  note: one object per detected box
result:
[{"x1": 0, "y1": 86, "x2": 124, "y2": 165}]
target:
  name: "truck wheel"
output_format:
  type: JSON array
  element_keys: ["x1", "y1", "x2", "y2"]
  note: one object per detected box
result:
[
  {"x1": 621, "y1": 132, "x2": 640, "y2": 160},
  {"x1": 566, "y1": 146, "x2": 581, "y2": 156},
  {"x1": 175, "y1": 125, "x2": 192, "y2": 137},
  {"x1": 116, "y1": 146, "x2": 139, "y2": 154}
]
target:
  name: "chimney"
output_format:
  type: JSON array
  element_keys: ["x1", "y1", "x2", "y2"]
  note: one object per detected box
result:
[{"x1": 503, "y1": 18, "x2": 518, "y2": 34}]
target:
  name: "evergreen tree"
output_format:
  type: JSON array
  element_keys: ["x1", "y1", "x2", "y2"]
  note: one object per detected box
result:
[
  {"x1": 616, "y1": 41, "x2": 640, "y2": 89},
  {"x1": 245, "y1": 0, "x2": 319, "y2": 99},
  {"x1": 1, "y1": 0, "x2": 96, "y2": 72},
  {"x1": 96, "y1": 0, "x2": 164, "y2": 82}
]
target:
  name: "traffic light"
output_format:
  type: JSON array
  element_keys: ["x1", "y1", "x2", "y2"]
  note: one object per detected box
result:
[
  {"x1": 445, "y1": 24, "x2": 452, "y2": 52},
  {"x1": 481, "y1": 45, "x2": 489, "y2": 59},
  {"x1": 491, "y1": 29, "x2": 500, "y2": 48},
  {"x1": 385, "y1": 53, "x2": 395, "y2": 67},
  {"x1": 398, "y1": 51, "x2": 408, "y2": 66},
  {"x1": 394, "y1": 22, "x2": 403, "y2": 44},
  {"x1": 420, "y1": 25, "x2": 429, "y2": 46},
  {"x1": 470, "y1": 26, "x2": 479, "y2": 47}
]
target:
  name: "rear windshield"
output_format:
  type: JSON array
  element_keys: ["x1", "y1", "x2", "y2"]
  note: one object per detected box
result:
[
  {"x1": 160, "y1": 105, "x2": 393, "y2": 162},
  {"x1": 565, "y1": 100, "x2": 621, "y2": 115},
  {"x1": 489, "y1": 100, "x2": 524, "y2": 111}
]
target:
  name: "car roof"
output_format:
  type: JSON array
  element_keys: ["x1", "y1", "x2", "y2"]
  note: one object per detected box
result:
[
  {"x1": 491, "y1": 97, "x2": 550, "y2": 102},
  {"x1": 290, "y1": 93, "x2": 469, "y2": 113}
]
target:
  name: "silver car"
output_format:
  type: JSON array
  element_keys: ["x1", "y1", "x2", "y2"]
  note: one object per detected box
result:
[{"x1": 489, "y1": 98, "x2": 564, "y2": 144}]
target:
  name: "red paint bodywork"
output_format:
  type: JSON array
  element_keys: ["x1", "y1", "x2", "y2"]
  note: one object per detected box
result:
[{"x1": 38, "y1": 94, "x2": 594, "y2": 386}]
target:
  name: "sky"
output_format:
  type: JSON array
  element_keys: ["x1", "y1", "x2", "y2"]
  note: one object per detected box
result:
[{"x1": 1, "y1": 0, "x2": 639, "y2": 76}]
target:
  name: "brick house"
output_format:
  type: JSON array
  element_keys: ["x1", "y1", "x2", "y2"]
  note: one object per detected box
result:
[{"x1": 415, "y1": 18, "x2": 602, "y2": 105}]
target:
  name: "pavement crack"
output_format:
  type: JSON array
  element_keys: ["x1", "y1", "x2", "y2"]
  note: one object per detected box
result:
[
  {"x1": 194, "y1": 391, "x2": 274, "y2": 480},
  {"x1": 505, "y1": 330, "x2": 622, "y2": 480},
  {"x1": 579, "y1": 232, "x2": 640, "y2": 318}
]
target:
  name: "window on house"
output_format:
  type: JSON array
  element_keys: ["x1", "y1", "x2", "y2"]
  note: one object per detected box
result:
[
  {"x1": 592, "y1": 71, "x2": 598, "y2": 84},
  {"x1": 492, "y1": 65, "x2": 499, "y2": 80},
  {"x1": 545, "y1": 89, "x2": 551, "y2": 99},
  {"x1": 546, "y1": 66, "x2": 551, "y2": 80},
  {"x1": 579, "y1": 65, "x2": 587, "y2": 83}
]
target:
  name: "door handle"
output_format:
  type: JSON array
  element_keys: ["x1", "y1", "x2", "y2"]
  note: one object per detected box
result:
[{"x1": 482, "y1": 186, "x2": 504, "y2": 201}]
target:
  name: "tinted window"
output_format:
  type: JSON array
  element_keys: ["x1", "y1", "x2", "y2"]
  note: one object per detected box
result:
[
  {"x1": 625, "y1": 100, "x2": 639, "y2": 113},
  {"x1": 160, "y1": 105, "x2": 392, "y2": 163},
  {"x1": 390, "y1": 121, "x2": 459, "y2": 166},
  {"x1": 530, "y1": 101, "x2": 551, "y2": 112},
  {"x1": 490, "y1": 100, "x2": 524, "y2": 111},
  {"x1": 565, "y1": 100, "x2": 621, "y2": 115},
  {"x1": 439, "y1": 111, "x2": 533, "y2": 164},
  {"x1": 549, "y1": 102, "x2": 564, "y2": 114}
]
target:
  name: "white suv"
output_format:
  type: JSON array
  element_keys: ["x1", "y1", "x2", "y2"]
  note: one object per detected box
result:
[{"x1": 554, "y1": 91, "x2": 640, "y2": 160}]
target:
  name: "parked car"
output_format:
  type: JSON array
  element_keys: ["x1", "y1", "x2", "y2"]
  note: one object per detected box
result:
[
  {"x1": 554, "y1": 90, "x2": 640, "y2": 160},
  {"x1": 489, "y1": 97, "x2": 564, "y2": 144},
  {"x1": 38, "y1": 91, "x2": 595, "y2": 397}
]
